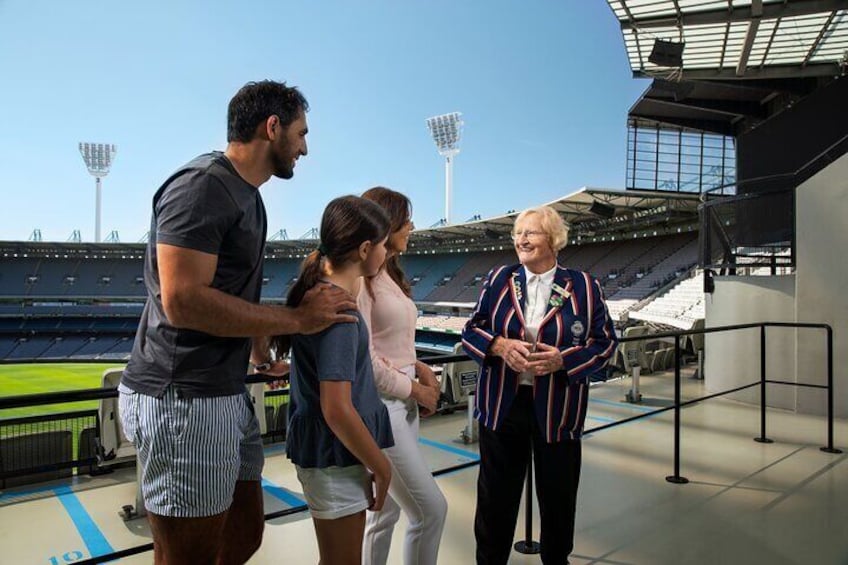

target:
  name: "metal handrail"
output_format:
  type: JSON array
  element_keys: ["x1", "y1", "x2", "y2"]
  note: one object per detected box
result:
[{"x1": 2, "y1": 321, "x2": 841, "y2": 564}]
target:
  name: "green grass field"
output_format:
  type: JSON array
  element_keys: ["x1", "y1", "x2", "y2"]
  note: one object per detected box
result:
[{"x1": 0, "y1": 363, "x2": 124, "y2": 419}]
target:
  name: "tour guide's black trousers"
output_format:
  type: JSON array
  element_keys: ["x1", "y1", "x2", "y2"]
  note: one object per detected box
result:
[{"x1": 475, "y1": 386, "x2": 582, "y2": 565}]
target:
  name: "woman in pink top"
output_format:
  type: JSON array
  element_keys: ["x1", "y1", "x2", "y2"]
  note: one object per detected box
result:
[{"x1": 358, "y1": 187, "x2": 447, "y2": 565}]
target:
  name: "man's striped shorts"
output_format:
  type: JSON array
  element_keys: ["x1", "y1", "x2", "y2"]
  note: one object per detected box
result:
[{"x1": 118, "y1": 383, "x2": 264, "y2": 517}]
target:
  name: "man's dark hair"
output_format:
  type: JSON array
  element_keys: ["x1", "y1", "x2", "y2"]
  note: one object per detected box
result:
[{"x1": 227, "y1": 80, "x2": 309, "y2": 143}]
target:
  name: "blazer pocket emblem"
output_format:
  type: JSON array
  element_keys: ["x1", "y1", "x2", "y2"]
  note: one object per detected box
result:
[{"x1": 570, "y1": 320, "x2": 585, "y2": 337}]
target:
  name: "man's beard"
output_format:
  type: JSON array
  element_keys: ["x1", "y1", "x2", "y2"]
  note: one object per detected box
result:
[{"x1": 271, "y1": 143, "x2": 294, "y2": 179}]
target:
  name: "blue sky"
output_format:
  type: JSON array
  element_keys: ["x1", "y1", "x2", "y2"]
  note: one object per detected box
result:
[{"x1": 0, "y1": 0, "x2": 647, "y2": 243}]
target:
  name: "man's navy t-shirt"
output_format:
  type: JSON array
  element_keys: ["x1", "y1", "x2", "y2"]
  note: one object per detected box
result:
[{"x1": 122, "y1": 152, "x2": 267, "y2": 398}]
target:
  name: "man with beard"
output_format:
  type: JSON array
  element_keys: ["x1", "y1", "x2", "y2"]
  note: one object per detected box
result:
[{"x1": 119, "y1": 80, "x2": 357, "y2": 564}]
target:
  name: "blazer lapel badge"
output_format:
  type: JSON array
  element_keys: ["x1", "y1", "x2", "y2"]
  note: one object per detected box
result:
[
  {"x1": 511, "y1": 272, "x2": 523, "y2": 302},
  {"x1": 549, "y1": 282, "x2": 571, "y2": 308}
]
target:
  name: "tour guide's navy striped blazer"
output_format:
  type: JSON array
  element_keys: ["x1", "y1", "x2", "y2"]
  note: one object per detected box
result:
[{"x1": 461, "y1": 264, "x2": 618, "y2": 442}]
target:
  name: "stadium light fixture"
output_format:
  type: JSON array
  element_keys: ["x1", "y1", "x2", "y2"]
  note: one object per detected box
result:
[
  {"x1": 79, "y1": 142, "x2": 117, "y2": 243},
  {"x1": 426, "y1": 112, "x2": 463, "y2": 225}
]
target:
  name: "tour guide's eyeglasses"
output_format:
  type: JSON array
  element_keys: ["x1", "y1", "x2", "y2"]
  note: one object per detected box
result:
[{"x1": 511, "y1": 230, "x2": 545, "y2": 242}]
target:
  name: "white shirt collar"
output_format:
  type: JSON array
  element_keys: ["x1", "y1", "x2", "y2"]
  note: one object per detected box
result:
[{"x1": 523, "y1": 264, "x2": 557, "y2": 287}]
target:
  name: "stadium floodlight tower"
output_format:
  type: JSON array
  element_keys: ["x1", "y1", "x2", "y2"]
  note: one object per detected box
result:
[
  {"x1": 79, "y1": 142, "x2": 117, "y2": 243},
  {"x1": 426, "y1": 112, "x2": 463, "y2": 225}
]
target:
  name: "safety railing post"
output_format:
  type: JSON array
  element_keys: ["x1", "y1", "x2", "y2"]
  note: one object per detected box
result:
[
  {"x1": 514, "y1": 455, "x2": 541, "y2": 554},
  {"x1": 755, "y1": 324, "x2": 773, "y2": 444},
  {"x1": 666, "y1": 334, "x2": 689, "y2": 484},
  {"x1": 821, "y1": 326, "x2": 842, "y2": 454}
]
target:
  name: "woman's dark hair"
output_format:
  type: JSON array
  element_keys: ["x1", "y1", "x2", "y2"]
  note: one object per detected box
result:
[
  {"x1": 361, "y1": 186, "x2": 412, "y2": 298},
  {"x1": 272, "y1": 195, "x2": 390, "y2": 357},
  {"x1": 227, "y1": 80, "x2": 309, "y2": 143}
]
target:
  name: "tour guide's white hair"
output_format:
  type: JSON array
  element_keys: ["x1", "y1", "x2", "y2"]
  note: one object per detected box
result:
[{"x1": 513, "y1": 205, "x2": 570, "y2": 252}]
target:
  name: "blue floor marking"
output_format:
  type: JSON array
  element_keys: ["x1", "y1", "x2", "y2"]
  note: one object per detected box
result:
[
  {"x1": 54, "y1": 486, "x2": 114, "y2": 558},
  {"x1": 589, "y1": 397, "x2": 656, "y2": 413},
  {"x1": 263, "y1": 443, "x2": 286, "y2": 455},
  {"x1": 261, "y1": 478, "x2": 305, "y2": 507},
  {"x1": 587, "y1": 415, "x2": 616, "y2": 423},
  {"x1": 418, "y1": 437, "x2": 480, "y2": 461},
  {"x1": 0, "y1": 482, "x2": 60, "y2": 502}
]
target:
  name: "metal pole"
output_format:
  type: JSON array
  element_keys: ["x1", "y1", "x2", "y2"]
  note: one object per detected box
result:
[
  {"x1": 666, "y1": 334, "x2": 689, "y2": 484},
  {"x1": 755, "y1": 325, "x2": 773, "y2": 443},
  {"x1": 513, "y1": 455, "x2": 541, "y2": 554},
  {"x1": 445, "y1": 154, "x2": 452, "y2": 225},
  {"x1": 95, "y1": 176, "x2": 102, "y2": 243},
  {"x1": 626, "y1": 364, "x2": 642, "y2": 403},
  {"x1": 821, "y1": 326, "x2": 842, "y2": 453}
]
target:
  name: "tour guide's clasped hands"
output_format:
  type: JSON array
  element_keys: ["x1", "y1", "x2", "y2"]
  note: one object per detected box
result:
[{"x1": 491, "y1": 337, "x2": 564, "y2": 375}]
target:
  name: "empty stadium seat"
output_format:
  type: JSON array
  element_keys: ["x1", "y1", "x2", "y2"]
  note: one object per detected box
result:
[
  {"x1": 248, "y1": 382, "x2": 267, "y2": 435},
  {"x1": 77, "y1": 427, "x2": 101, "y2": 475},
  {"x1": 614, "y1": 325, "x2": 652, "y2": 373},
  {"x1": 650, "y1": 347, "x2": 674, "y2": 373},
  {"x1": 97, "y1": 368, "x2": 136, "y2": 463}
]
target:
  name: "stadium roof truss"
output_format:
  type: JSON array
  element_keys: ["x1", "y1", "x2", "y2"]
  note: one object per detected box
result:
[
  {"x1": 609, "y1": 1, "x2": 848, "y2": 140},
  {"x1": 609, "y1": 0, "x2": 848, "y2": 80}
]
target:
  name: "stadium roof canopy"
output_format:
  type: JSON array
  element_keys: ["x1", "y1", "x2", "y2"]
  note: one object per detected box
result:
[
  {"x1": 610, "y1": 0, "x2": 847, "y2": 80},
  {"x1": 405, "y1": 187, "x2": 700, "y2": 254},
  {"x1": 0, "y1": 189, "x2": 701, "y2": 258},
  {"x1": 609, "y1": 0, "x2": 848, "y2": 135}
]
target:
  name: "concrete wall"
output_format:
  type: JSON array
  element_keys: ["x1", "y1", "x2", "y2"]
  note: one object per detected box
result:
[
  {"x1": 795, "y1": 152, "x2": 848, "y2": 418},
  {"x1": 704, "y1": 152, "x2": 848, "y2": 418},
  {"x1": 704, "y1": 276, "x2": 797, "y2": 409}
]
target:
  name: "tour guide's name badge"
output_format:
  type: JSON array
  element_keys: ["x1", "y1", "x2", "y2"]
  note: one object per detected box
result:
[
  {"x1": 550, "y1": 282, "x2": 571, "y2": 306},
  {"x1": 511, "y1": 273, "x2": 523, "y2": 302}
]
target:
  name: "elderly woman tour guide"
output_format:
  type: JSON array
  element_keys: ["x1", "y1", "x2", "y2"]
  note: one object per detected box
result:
[{"x1": 461, "y1": 204, "x2": 618, "y2": 565}]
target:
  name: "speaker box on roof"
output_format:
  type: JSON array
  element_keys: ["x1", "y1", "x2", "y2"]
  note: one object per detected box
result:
[{"x1": 589, "y1": 201, "x2": 616, "y2": 219}]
